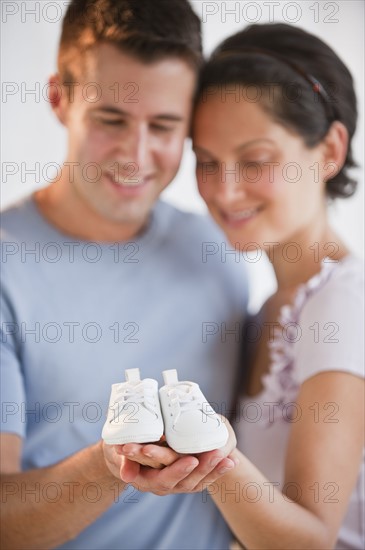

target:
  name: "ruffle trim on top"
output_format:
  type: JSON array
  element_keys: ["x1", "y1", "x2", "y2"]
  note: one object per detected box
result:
[{"x1": 260, "y1": 258, "x2": 339, "y2": 427}]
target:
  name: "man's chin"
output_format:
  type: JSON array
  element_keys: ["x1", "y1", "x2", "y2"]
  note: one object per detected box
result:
[{"x1": 100, "y1": 205, "x2": 153, "y2": 231}]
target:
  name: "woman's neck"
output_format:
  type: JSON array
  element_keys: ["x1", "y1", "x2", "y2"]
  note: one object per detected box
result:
[{"x1": 271, "y1": 218, "x2": 350, "y2": 291}]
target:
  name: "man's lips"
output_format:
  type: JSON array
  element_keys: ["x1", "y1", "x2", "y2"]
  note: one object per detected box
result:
[
  {"x1": 105, "y1": 170, "x2": 153, "y2": 187},
  {"x1": 104, "y1": 171, "x2": 154, "y2": 195}
]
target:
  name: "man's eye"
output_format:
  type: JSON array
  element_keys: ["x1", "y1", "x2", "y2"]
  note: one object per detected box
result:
[
  {"x1": 150, "y1": 124, "x2": 174, "y2": 133},
  {"x1": 101, "y1": 119, "x2": 126, "y2": 126}
]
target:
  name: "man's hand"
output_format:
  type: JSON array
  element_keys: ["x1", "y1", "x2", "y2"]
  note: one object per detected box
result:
[
  {"x1": 102, "y1": 441, "x2": 128, "y2": 479},
  {"x1": 113, "y1": 416, "x2": 239, "y2": 495}
]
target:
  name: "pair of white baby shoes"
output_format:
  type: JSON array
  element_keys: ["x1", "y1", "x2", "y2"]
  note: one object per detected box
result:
[{"x1": 101, "y1": 368, "x2": 228, "y2": 453}]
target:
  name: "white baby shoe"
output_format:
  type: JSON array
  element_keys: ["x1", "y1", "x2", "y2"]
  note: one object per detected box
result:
[
  {"x1": 102, "y1": 368, "x2": 164, "y2": 444},
  {"x1": 159, "y1": 369, "x2": 228, "y2": 453}
]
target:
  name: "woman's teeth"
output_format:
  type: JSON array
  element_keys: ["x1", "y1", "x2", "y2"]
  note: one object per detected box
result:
[{"x1": 226, "y1": 208, "x2": 259, "y2": 221}]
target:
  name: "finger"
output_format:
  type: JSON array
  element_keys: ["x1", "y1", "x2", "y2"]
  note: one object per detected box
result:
[
  {"x1": 120, "y1": 457, "x2": 141, "y2": 483},
  {"x1": 133, "y1": 456, "x2": 199, "y2": 493},
  {"x1": 217, "y1": 416, "x2": 237, "y2": 455},
  {"x1": 118, "y1": 443, "x2": 143, "y2": 457},
  {"x1": 172, "y1": 450, "x2": 226, "y2": 492},
  {"x1": 142, "y1": 444, "x2": 180, "y2": 466},
  {"x1": 227, "y1": 451, "x2": 239, "y2": 463},
  {"x1": 116, "y1": 443, "x2": 162, "y2": 468},
  {"x1": 192, "y1": 456, "x2": 237, "y2": 491}
]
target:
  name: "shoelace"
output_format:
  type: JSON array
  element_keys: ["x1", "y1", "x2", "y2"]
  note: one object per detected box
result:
[
  {"x1": 113, "y1": 382, "x2": 157, "y2": 416},
  {"x1": 167, "y1": 384, "x2": 202, "y2": 421}
]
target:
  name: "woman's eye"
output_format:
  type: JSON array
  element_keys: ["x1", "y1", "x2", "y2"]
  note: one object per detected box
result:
[
  {"x1": 196, "y1": 155, "x2": 213, "y2": 165},
  {"x1": 196, "y1": 160, "x2": 219, "y2": 172},
  {"x1": 240, "y1": 155, "x2": 273, "y2": 165},
  {"x1": 240, "y1": 159, "x2": 264, "y2": 166}
]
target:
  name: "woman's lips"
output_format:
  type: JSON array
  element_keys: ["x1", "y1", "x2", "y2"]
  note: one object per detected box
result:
[{"x1": 220, "y1": 206, "x2": 263, "y2": 227}]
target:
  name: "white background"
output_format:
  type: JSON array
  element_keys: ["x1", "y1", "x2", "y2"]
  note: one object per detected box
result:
[{"x1": 1, "y1": 1, "x2": 364, "y2": 310}]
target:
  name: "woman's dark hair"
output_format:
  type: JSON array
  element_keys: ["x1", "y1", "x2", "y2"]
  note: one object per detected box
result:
[{"x1": 196, "y1": 23, "x2": 358, "y2": 198}]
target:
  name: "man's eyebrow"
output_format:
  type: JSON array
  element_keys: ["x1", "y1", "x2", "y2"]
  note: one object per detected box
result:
[
  {"x1": 93, "y1": 107, "x2": 130, "y2": 116},
  {"x1": 153, "y1": 114, "x2": 184, "y2": 122},
  {"x1": 92, "y1": 107, "x2": 183, "y2": 122}
]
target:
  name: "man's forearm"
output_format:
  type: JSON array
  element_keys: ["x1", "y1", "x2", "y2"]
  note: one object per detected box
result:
[{"x1": 1, "y1": 441, "x2": 125, "y2": 550}]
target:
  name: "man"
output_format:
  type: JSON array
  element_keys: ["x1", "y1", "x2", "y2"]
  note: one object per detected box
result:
[{"x1": 0, "y1": 1, "x2": 247, "y2": 548}]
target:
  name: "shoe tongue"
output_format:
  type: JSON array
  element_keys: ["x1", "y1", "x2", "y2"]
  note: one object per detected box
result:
[
  {"x1": 127, "y1": 380, "x2": 143, "y2": 389},
  {"x1": 125, "y1": 368, "x2": 141, "y2": 383},
  {"x1": 175, "y1": 383, "x2": 192, "y2": 392},
  {"x1": 172, "y1": 383, "x2": 199, "y2": 406},
  {"x1": 119, "y1": 380, "x2": 147, "y2": 396},
  {"x1": 173, "y1": 382, "x2": 196, "y2": 396}
]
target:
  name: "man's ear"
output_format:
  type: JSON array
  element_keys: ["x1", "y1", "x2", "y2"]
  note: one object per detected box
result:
[
  {"x1": 321, "y1": 121, "x2": 349, "y2": 182},
  {"x1": 48, "y1": 74, "x2": 68, "y2": 125}
]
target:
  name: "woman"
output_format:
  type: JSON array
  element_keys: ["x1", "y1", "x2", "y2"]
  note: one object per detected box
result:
[{"x1": 118, "y1": 23, "x2": 364, "y2": 549}]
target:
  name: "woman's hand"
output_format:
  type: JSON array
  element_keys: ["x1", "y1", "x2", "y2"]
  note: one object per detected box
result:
[{"x1": 114, "y1": 416, "x2": 238, "y2": 495}]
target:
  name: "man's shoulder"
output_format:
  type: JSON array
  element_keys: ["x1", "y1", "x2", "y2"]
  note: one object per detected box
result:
[{"x1": 1, "y1": 195, "x2": 38, "y2": 241}]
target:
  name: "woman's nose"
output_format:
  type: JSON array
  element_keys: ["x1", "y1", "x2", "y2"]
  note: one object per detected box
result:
[{"x1": 215, "y1": 162, "x2": 248, "y2": 203}]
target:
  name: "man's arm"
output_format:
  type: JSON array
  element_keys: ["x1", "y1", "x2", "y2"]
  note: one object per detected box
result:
[
  {"x1": 0, "y1": 433, "x2": 126, "y2": 550},
  {"x1": 1, "y1": 432, "x2": 237, "y2": 550}
]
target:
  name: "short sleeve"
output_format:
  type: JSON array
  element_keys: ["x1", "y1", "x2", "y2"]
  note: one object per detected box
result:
[
  {"x1": 294, "y1": 259, "x2": 364, "y2": 384},
  {"x1": 0, "y1": 288, "x2": 26, "y2": 437}
]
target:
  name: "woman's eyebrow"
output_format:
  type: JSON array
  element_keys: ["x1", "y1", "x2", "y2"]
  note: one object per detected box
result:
[
  {"x1": 193, "y1": 139, "x2": 274, "y2": 157},
  {"x1": 192, "y1": 145, "x2": 216, "y2": 159},
  {"x1": 234, "y1": 138, "x2": 274, "y2": 153}
]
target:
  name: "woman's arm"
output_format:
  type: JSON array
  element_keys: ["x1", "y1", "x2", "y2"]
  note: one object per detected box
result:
[{"x1": 211, "y1": 371, "x2": 364, "y2": 549}]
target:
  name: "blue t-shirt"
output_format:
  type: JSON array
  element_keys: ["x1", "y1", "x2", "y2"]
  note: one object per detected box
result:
[{"x1": 1, "y1": 196, "x2": 248, "y2": 549}]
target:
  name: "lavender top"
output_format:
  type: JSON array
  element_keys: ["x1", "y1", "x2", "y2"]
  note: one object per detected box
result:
[{"x1": 236, "y1": 255, "x2": 364, "y2": 549}]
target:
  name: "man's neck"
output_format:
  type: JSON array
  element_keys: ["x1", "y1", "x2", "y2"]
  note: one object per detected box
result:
[{"x1": 34, "y1": 180, "x2": 149, "y2": 243}]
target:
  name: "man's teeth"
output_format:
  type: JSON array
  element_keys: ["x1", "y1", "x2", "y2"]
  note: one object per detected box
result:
[
  {"x1": 227, "y1": 209, "x2": 258, "y2": 221},
  {"x1": 109, "y1": 174, "x2": 145, "y2": 187}
]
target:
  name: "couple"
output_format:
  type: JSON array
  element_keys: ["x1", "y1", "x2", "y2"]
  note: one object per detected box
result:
[{"x1": 1, "y1": 1, "x2": 363, "y2": 549}]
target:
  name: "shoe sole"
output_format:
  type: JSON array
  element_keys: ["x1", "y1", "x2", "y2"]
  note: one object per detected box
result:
[
  {"x1": 167, "y1": 437, "x2": 229, "y2": 454},
  {"x1": 103, "y1": 432, "x2": 163, "y2": 445}
]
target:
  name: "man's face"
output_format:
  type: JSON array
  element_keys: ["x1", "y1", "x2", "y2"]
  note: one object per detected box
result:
[{"x1": 58, "y1": 44, "x2": 196, "y2": 229}]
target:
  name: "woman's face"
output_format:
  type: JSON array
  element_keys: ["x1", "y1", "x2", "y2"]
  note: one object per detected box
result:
[{"x1": 193, "y1": 91, "x2": 328, "y2": 252}]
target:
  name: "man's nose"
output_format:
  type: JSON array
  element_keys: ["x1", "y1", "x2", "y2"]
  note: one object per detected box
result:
[{"x1": 122, "y1": 125, "x2": 151, "y2": 173}]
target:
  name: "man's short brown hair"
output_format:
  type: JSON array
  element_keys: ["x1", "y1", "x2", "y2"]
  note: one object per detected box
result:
[{"x1": 58, "y1": 0, "x2": 203, "y2": 83}]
